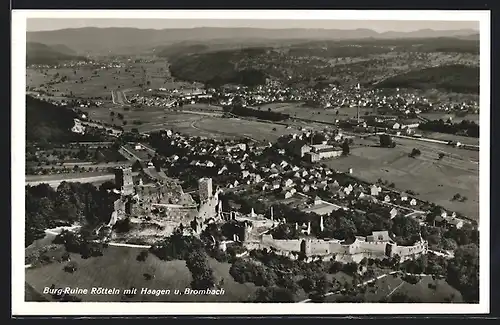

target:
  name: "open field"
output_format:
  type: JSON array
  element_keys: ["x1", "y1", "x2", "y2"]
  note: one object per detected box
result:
[
  {"x1": 26, "y1": 61, "x2": 180, "y2": 99},
  {"x1": 324, "y1": 274, "x2": 462, "y2": 303},
  {"x1": 419, "y1": 131, "x2": 480, "y2": 146},
  {"x1": 25, "y1": 245, "x2": 258, "y2": 302},
  {"x1": 81, "y1": 104, "x2": 215, "y2": 133},
  {"x1": 325, "y1": 137, "x2": 479, "y2": 219},
  {"x1": 259, "y1": 102, "x2": 372, "y2": 122},
  {"x1": 192, "y1": 117, "x2": 301, "y2": 142}
]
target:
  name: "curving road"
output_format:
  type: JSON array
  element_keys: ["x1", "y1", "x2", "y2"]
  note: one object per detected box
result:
[
  {"x1": 26, "y1": 172, "x2": 140, "y2": 188},
  {"x1": 297, "y1": 271, "x2": 442, "y2": 303}
]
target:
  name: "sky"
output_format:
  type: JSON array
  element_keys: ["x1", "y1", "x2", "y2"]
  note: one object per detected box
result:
[{"x1": 26, "y1": 18, "x2": 479, "y2": 33}]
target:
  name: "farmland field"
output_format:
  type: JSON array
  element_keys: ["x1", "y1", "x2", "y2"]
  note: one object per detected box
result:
[
  {"x1": 26, "y1": 61, "x2": 185, "y2": 99},
  {"x1": 324, "y1": 274, "x2": 462, "y2": 303},
  {"x1": 259, "y1": 102, "x2": 373, "y2": 122},
  {"x1": 325, "y1": 137, "x2": 479, "y2": 219},
  {"x1": 25, "y1": 245, "x2": 258, "y2": 302},
  {"x1": 191, "y1": 117, "x2": 301, "y2": 142}
]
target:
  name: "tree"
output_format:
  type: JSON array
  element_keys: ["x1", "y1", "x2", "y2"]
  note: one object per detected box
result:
[
  {"x1": 132, "y1": 160, "x2": 143, "y2": 172},
  {"x1": 409, "y1": 148, "x2": 421, "y2": 158},
  {"x1": 438, "y1": 152, "x2": 445, "y2": 160},
  {"x1": 254, "y1": 287, "x2": 295, "y2": 303},
  {"x1": 342, "y1": 140, "x2": 350, "y2": 156},
  {"x1": 185, "y1": 249, "x2": 215, "y2": 290},
  {"x1": 446, "y1": 244, "x2": 479, "y2": 303}
]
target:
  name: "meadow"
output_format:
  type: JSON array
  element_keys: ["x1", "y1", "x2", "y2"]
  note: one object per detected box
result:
[
  {"x1": 326, "y1": 137, "x2": 479, "y2": 219},
  {"x1": 259, "y1": 102, "x2": 373, "y2": 122},
  {"x1": 192, "y1": 117, "x2": 300, "y2": 142},
  {"x1": 26, "y1": 61, "x2": 189, "y2": 99},
  {"x1": 324, "y1": 273, "x2": 462, "y2": 303}
]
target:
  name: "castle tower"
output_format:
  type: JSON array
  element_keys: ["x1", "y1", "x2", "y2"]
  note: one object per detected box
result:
[
  {"x1": 320, "y1": 215, "x2": 324, "y2": 232},
  {"x1": 114, "y1": 167, "x2": 134, "y2": 196},
  {"x1": 251, "y1": 208, "x2": 255, "y2": 218},
  {"x1": 198, "y1": 177, "x2": 213, "y2": 203}
]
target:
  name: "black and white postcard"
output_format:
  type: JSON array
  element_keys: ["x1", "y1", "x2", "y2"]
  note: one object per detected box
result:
[{"x1": 11, "y1": 9, "x2": 491, "y2": 316}]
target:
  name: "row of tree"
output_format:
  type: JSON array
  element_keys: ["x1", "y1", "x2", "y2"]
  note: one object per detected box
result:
[
  {"x1": 223, "y1": 105, "x2": 290, "y2": 122},
  {"x1": 418, "y1": 119, "x2": 479, "y2": 138}
]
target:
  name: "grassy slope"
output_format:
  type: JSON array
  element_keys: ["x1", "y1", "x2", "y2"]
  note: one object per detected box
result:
[
  {"x1": 26, "y1": 95, "x2": 78, "y2": 144},
  {"x1": 25, "y1": 245, "x2": 258, "y2": 302},
  {"x1": 26, "y1": 42, "x2": 86, "y2": 65}
]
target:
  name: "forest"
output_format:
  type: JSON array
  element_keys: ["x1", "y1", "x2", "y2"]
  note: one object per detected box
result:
[
  {"x1": 25, "y1": 181, "x2": 116, "y2": 247},
  {"x1": 375, "y1": 65, "x2": 479, "y2": 94}
]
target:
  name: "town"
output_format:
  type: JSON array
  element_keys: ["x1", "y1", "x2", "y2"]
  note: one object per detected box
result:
[{"x1": 24, "y1": 24, "x2": 480, "y2": 305}]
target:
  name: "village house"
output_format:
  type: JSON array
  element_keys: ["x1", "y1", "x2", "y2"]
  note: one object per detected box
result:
[{"x1": 370, "y1": 185, "x2": 381, "y2": 196}]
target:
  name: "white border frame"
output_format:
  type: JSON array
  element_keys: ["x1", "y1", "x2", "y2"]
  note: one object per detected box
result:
[{"x1": 11, "y1": 10, "x2": 491, "y2": 316}]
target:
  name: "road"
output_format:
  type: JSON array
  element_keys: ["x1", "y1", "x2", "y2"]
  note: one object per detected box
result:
[
  {"x1": 298, "y1": 271, "x2": 399, "y2": 303},
  {"x1": 119, "y1": 146, "x2": 144, "y2": 162},
  {"x1": 26, "y1": 174, "x2": 116, "y2": 188},
  {"x1": 111, "y1": 89, "x2": 130, "y2": 105},
  {"x1": 25, "y1": 172, "x2": 140, "y2": 188}
]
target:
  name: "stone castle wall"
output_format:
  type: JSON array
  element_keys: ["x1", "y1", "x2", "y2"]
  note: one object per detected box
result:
[{"x1": 254, "y1": 234, "x2": 427, "y2": 262}]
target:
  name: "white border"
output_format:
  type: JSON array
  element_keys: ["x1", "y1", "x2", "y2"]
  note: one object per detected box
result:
[{"x1": 12, "y1": 10, "x2": 490, "y2": 316}]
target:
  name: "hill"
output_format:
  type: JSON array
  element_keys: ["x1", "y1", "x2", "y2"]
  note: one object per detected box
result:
[
  {"x1": 26, "y1": 27, "x2": 478, "y2": 55},
  {"x1": 50, "y1": 44, "x2": 78, "y2": 56},
  {"x1": 154, "y1": 43, "x2": 210, "y2": 60},
  {"x1": 25, "y1": 245, "x2": 258, "y2": 302},
  {"x1": 374, "y1": 65, "x2": 479, "y2": 94},
  {"x1": 26, "y1": 95, "x2": 78, "y2": 143},
  {"x1": 26, "y1": 42, "x2": 85, "y2": 65},
  {"x1": 169, "y1": 49, "x2": 269, "y2": 87}
]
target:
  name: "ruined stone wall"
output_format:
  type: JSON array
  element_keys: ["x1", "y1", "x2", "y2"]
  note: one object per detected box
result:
[
  {"x1": 393, "y1": 241, "x2": 428, "y2": 259},
  {"x1": 253, "y1": 234, "x2": 428, "y2": 262},
  {"x1": 261, "y1": 235, "x2": 302, "y2": 252}
]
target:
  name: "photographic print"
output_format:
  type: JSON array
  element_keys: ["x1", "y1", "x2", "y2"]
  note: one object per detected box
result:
[{"x1": 12, "y1": 10, "x2": 490, "y2": 315}]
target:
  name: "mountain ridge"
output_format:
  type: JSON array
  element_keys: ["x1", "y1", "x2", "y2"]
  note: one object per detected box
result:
[{"x1": 27, "y1": 27, "x2": 479, "y2": 55}]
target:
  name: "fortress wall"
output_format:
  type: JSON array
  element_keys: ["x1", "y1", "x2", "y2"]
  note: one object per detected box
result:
[
  {"x1": 307, "y1": 240, "x2": 331, "y2": 255},
  {"x1": 358, "y1": 241, "x2": 387, "y2": 254},
  {"x1": 271, "y1": 239, "x2": 302, "y2": 252},
  {"x1": 393, "y1": 242, "x2": 427, "y2": 258},
  {"x1": 261, "y1": 235, "x2": 302, "y2": 252},
  {"x1": 249, "y1": 235, "x2": 428, "y2": 263}
]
